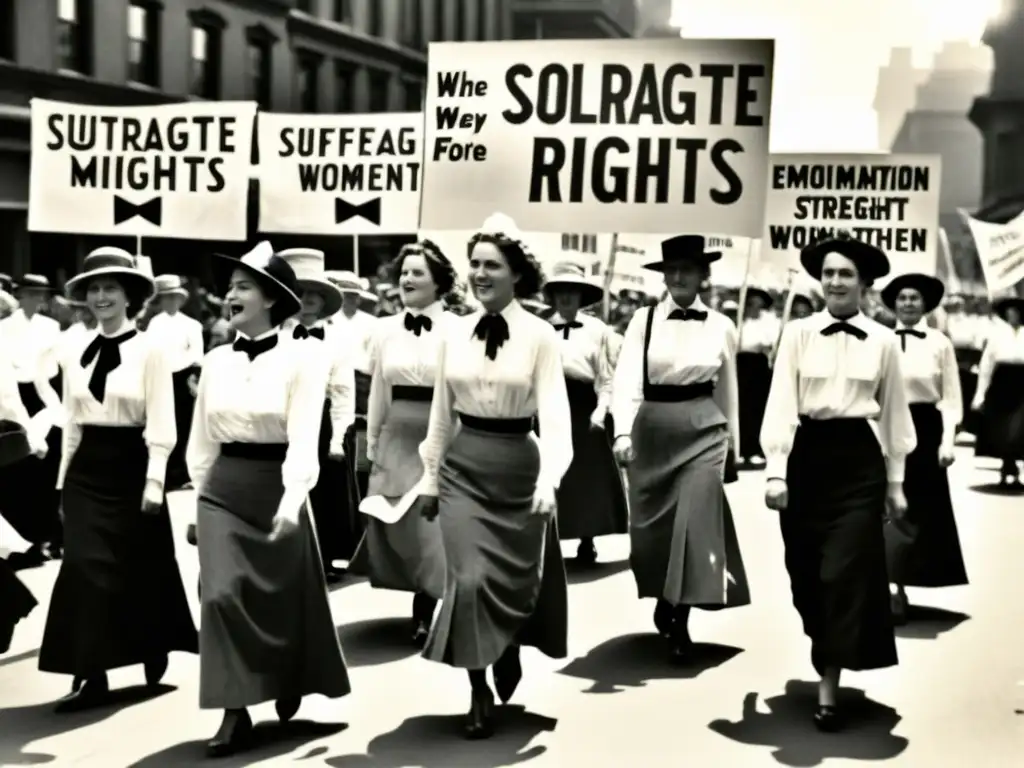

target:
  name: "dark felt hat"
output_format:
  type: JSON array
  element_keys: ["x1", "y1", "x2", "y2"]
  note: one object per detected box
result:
[
  {"x1": 643, "y1": 235, "x2": 722, "y2": 272},
  {"x1": 0, "y1": 420, "x2": 32, "y2": 469},
  {"x1": 993, "y1": 296, "x2": 1024, "y2": 319},
  {"x1": 880, "y1": 273, "x2": 945, "y2": 313},
  {"x1": 745, "y1": 287, "x2": 774, "y2": 310},
  {"x1": 800, "y1": 231, "x2": 890, "y2": 281},
  {"x1": 211, "y1": 241, "x2": 302, "y2": 321}
]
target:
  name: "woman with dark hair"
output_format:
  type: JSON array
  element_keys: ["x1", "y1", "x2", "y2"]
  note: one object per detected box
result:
[
  {"x1": 762, "y1": 232, "x2": 915, "y2": 731},
  {"x1": 38, "y1": 247, "x2": 197, "y2": 712},
  {"x1": 878, "y1": 273, "x2": 966, "y2": 623},
  {"x1": 187, "y1": 242, "x2": 349, "y2": 758},
  {"x1": 972, "y1": 297, "x2": 1024, "y2": 487},
  {"x1": 411, "y1": 213, "x2": 572, "y2": 739},
  {"x1": 350, "y1": 239, "x2": 457, "y2": 645},
  {"x1": 612, "y1": 235, "x2": 750, "y2": 662}
]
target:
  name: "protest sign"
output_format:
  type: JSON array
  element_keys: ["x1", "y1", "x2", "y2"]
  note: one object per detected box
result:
[
  {"x1": 761, "y1": 153, "x2": 942, "y2": 278},
  {"x1": 258, "y1": 112, "x2": 422, "y2": 235},
  {"x1": 28, "y1": 98, "x2": 257, "y2": 240},
  {"x1": 419, "y1": 38, "x2": 775, "y2": 236},
  {"x1": 960, "y1": 209, "x2": 1024, "y2": 293}
]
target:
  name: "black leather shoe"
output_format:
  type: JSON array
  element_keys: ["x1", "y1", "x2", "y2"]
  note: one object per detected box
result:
[
  {"x1": 275, "y1": 696, "x2": 301, "y2": 722},
  {"x1": 206, "y1": 709, "x2": 253, "y2": 758},
  {"x1": 144, "y1": 655, "x2": 168, "y2": 687},
  {"x1": 576, "y1": 539, "x2": 597, "y2": 565},
  {"x1": 54, "y1": 676, "x2": 109, "y2": 713},
  {"x1": 653, "y1": 600, "x2": 674, "y2": 638},
  {"x1": 814, "y1": 705, "x2": 842, "y2": 732},
  {"x1": 493, "y1": 645, "x2": 522, "y2": 704},
  {"x1": 324, "y1": 566, "x2": 347, "y2": 584},
  {"x1": 464, "y1": 687, "x2": 495, "y2": 740}
]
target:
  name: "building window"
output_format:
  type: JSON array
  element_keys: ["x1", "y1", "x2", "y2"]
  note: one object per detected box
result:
[
  {"x1": 332, "y1": 0, "x2": 351, "y2": 24},
  {"x1": 369, "y1": 71, "x2": 390, "y2": 113},
  {"x1": 245, "y1": 26, "x2": 277, "y2": 110},
  {"x1": 560, "y1": 234, "x2": 599, "y2": 253},
  {"x1": 127, "y1": 1, "x2": 160, "y2": 86},
  {"x1": 335, "y1": 63, "x2": 355, "y2": 112},
  {"x1": 367, "y1": 0, "x2": 384, "y2": 37},
  {"x1": 57, "y1": 0, "x2": 91, "y2": 73},
  {"x1": 454, "y1": 0, "x2": 466, "y2": 39},
  {"x1": 296, "y1": 52, "x2": 321, "y2": 113},
  {"x1": 403, "y1": 79, "x2": 422, "y2": 111},
  {"x1": 401, "y1": 0, "x2": 423, "y2": 48},
  {"x1": 582, "y1": 234, "x2": 598, "y2": 254},
  {"x1": 0, "y1": 0, "x2": 14, "y2": 60},
  {"x1": 433, "y1": 0, "x2": 446, "y2": 41},
  {"x1": 188, "y1": 10, "x2": 225, "y2": 99},
  {"x1": 477, "y1": 2, "x2": 489, "y2": 40}
]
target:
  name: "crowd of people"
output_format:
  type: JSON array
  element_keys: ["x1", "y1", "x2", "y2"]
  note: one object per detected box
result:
[{"x1": 0, "y1": 221, "x2": 1021, "y2": 758}]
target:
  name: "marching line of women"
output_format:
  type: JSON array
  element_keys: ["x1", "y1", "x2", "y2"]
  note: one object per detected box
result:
[{"x1": 2, "y1": 215, "x2": 1008, "y2": 758}]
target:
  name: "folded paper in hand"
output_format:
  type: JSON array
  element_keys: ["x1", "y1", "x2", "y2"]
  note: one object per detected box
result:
[{"x1": 359, "y1": 479, "x2": 424, "y2": 525}]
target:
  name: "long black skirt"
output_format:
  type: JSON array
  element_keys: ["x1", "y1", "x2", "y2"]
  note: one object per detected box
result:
[
  {"x1": 974, "y1": 362, "x2": 1024, "y2": 459},
  {"x1": 736, "y1": 352, "x2": 769, "y2": 459},
  {"x1": 954, "y1": 347, "x2": 981, "y2": 435},
  {"x1": 197, "y1": 443, "x2": 350, "y2": 709},
  {"x1": 0, "y1": 378, "x2": 62, "y2": 546},
  {"x1": 890, "y1": 404, "x2": 968, "y2": 588},
  {"x1": 165, "y1": 365, "x2": 199, "y2": 491},
  {"x1": 38, "y1": 426, "x2": 197, "y2": 676},
  {"x1": 556, "y1": 377, "x2": 628, "y2": 540},
  {"x1": 310, "y1": 400, "x2": 361, "y2": 563},
  {"x1": 0, "y1": 557, "x2": 36, "y2": 653},
  {"x1": 782, "y1": 417, "x2": 896, "y2": 674}
]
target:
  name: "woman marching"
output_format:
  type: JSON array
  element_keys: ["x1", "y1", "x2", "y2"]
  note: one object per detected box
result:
[
  {"x1": 611, "y1": 235, "x2": 750, "y2": 662},
  {"x1": 186, "y1": 242, "x2": 349, "y2": 757},
  {"x1": 879, "y1": 273, "x2": 967, "y2": 623},
  {"x1": 971, "y1": 296, "x2": 1024, "y2": 487},
  {"x1": 350, "y1": 240, "x2": 456, "y2": 645},
  {"x1": 761, "y1": 232, "x2": 916, "y2": 731},
  {"x1": 542, "y1": 260, "x2": 627, "y2": 565},
  {"x1": 412, "y1": 214, "x2": 572, "y2": 739},
  {"x1": 736, "y1": 287, "x2": 776, "y2": 468},
  {"x1": 37, "y1": 247, "x2": 197, "y2": 712},
  {"x1": 276, "y1": 249, "x2": 358, "y2": 583}
]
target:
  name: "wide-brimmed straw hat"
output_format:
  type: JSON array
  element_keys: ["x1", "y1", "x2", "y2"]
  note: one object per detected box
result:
[
  {"x1": 14, "y1": 274, "x2": 56, "y2": 293},
  {"x1": 800, "y1": 231, "x2": 890, "y2": 281},
  {"x1": 542, "y1": 261, "x2": 604, "y2": 307},
  {"x1": 64, "y1": 247, "x2": 156, "y2": 303},
  {"x1": 154, "y1": 274, "x2": 189, "y2": 299},
  {"x1": 212, "y1": 241, "x2": 302, "y2": 320},
  {"x1": 325, "y1": 270, "x2": 377, "y2": 302},
  {"x1": 643, "y1": 235, "x2": 722, "y2": 271},
  {"x1": 880, "y1": 273, "x2": 945, "y2": 314},
  {"x1": 277, "y1": 249, "x2": 343, "y2": 317}
]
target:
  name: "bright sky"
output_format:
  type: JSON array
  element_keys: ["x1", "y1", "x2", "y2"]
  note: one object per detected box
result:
[{"x1": 671, "y1": 0, "x2": 1007, "y2": 151}]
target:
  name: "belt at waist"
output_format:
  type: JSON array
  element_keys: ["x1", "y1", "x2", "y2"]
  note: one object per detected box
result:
[
  {"x1": 220, "y1": 442, "x2": 287, "y2": 460},
  {"x1": 643, "y1": 381, "x2": 714, "y2": 402},
  {"x1": 797, "y1": 416, "x2": 873, "y2": 435},
  {"x1": 392, "y1": 385, "x2": 433, "y2": 402},
  {"x1": 457, "y1": 412, "x2": 533, "y2": 435},
  {"x1": 908, "y1": 402, "x2": 938, "y2": 411}
]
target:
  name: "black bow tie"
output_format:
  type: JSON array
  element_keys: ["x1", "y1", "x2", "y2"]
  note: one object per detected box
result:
[
  {"x1": 80, "y1": 330, "x2": 138, "y2": 403},
  {"x1": 821, "y1": 321, "x2": 868, "y2": 341},
  {"x1": 293, "y1": 325, "x2": 325, "y2": 341},
  {"x1": 553, "y1": 320, "x2": 583, "y2": 339},
  {"x1": 896, "y1": 327, "x2": 925, "y2": 351},
  {"x1": 405, "y1": 313, "x2": 433, "y2": 337},
  {"x1": 233, "y1": 333, "x2": 278, "y2": 360},
  {"x1": 473, "y1": 314, "x2": 510, "y2": 361},
  {"x1": 668, "y1": 308, "x2": 708, "y2": 322}
]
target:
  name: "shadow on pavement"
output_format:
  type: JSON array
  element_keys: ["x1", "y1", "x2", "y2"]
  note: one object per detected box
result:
[
  {"x1": 556, "y1": 633, "x2": 742, "y2": 694},
  {"x1": 128, "y1": 719, "x2": 345, "y2": 767},
  {"x1": 895, "y1": 605, "x2": 969, "y2": 640},
  {"x1": 708, "y1": 680, "x2": 908, "y2": 767},
  {"x1": 564, "y1": 558, "x2": 630, "y2": 586},
  {"x1": 326, "y1": 704, "x2": 556, "y2": 768},
  {"x1": 335, "y1": 617, "x2": 421, "y2": 669},
  {"x1": 968, "y1": 482, "x2": 1024, "y2": 496},
  {"x1": 0, "y1": 683, "x2": 174, "y2": 766}
]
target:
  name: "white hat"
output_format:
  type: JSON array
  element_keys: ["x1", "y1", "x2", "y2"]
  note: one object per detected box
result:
[
  {"x1": 154, "y1": 274, "x2": 189, "y2": 298},
  {"x1": 542, "y1": 260, "x2": 604, "y2": 307},
  {"x1": 65, "y1": 247, "x2": 156, "y2": 303},
  {"x1": 325, "y1": 270, "x2": 377, "y2": 302},
  {"x1": 277, "y1": 249, "x2": 343, "y2": 317}
]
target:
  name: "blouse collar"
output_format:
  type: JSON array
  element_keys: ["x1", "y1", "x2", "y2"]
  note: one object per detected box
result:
[
  {"x1": 406, "y1": 300, "x2": 443, "y2": 319},
  {"x1": 98, "y1": 318, "x2": 136, "y2": 338}
]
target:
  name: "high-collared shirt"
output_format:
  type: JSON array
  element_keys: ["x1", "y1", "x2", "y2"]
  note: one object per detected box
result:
[
  {"x1": 894, "y1": 321, "x2": 962, "y2": 448},
  {"x1": 547, "y1": 311, "x2": 614, "y2": 419},
  {"x1": 329, "y1": 308, "x2": 378, "y2": 375},
  {"x1": 738, "y1": 312, "x2": 780, "y2": 353},
  {"x1": 0, "y1": 309, "x2": 61, "y2": 383},
  {"x1": 974, "y1": 321, "x2": 1024, "y2": 407},
  {"x1": 146, "y1": 310, "x2": 205, "y2": 372}
]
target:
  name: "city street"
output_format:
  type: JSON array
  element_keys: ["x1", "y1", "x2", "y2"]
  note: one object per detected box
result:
[{"x1": 0, "y1": 445, "x2": 1021, "y2": 767}]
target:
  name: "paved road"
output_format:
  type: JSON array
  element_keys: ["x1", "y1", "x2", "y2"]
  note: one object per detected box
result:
[{"x1": 1, "y1": 445, "x2": 1021, "y2": 766}]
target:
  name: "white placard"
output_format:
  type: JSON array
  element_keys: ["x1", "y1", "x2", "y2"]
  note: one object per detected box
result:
[
  {"x1": 420, "y1": 38, "x2": 775, "y2": 235},
  {"x1": 761, "y1": 153, "x2": 942, "y2": 278},
  {"x1": 258, "y1": 112, "x2": 422, "y2": 235},
  {"x1": 28, "y1": 98, "x2": 257, "y2": 241}
]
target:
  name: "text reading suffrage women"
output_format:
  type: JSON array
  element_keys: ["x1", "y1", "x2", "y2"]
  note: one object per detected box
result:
[{"x1": 276, "y1": 126, "x2": 419, "y2": 193}]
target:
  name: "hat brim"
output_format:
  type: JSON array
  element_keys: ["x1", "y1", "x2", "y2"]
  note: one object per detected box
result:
[
  {"x1": 993, "y1": 297, "x2": 1024, "y2": 318},
  {"x1": 64, "y1": 268, "x2": 156, "y2": 303},
  {"x1": 746, "y1": 287, "x2": 774, "y2": 310},
  {"x1": 880, "y1": 273, "x2": 945, "y2": 313},
  {"x1": 800, "y1": 239, "x2": 890, "y2": 281},
  {"x1": 156, "y1": 287, "x2": 189, "y2": 299},
  {"x1": 337, "y1": 288, "x2": 378, "y2": 303},
  {"x1": 643, "y1": 251, "x2": 723, "y2": 271},
  {"x1": 296, "y1": 277, "x2": 344, "y2": 318},
  {"x1": 543, "y1": 277, "x2": 605, "y2": 307},
  {"x1": 15, "y1": 283, "x2": 56, "y2": 293},
  {"x1": 211, "y1": 254, "x2": 302, "y2": 320}
]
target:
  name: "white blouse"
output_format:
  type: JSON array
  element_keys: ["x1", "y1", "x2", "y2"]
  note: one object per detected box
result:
[
  {"x1": 146, "y1": 311, "x2": 205, "y2": 372},
  {"x1": 417, "y1": 300, "x2": 573, "y2": 496},
  {"x1": 760, "y1": 311, "x2": 917, "y2": 483},
  {"x1": 548, "y1": 311, "x2": 614, "y2": 416},
  {"x1": 0, "y1": 309, "x2": 61, "y2": 382},
  {"x1": 894, "y1": 322, "x2": 962, "y2": 447},
  {"x1": 329, "y1": 308, "x2": 378, "y2": 375},
  {"x1": 186, "y1": 329, "x2": 329, "y2": 516},
  {"x1": 738, "y1": 314, "x2": 779, "y2": 353},
  {"x1": 57, "y1": 319, "x2": 177, "y2": 490},
  {"x1": 611, "y1": 296, "x2": 740, "y2": 451},
  {"x1": 0, "y1": 349, "x2": 32, "y2": 425},
  {"x1": 366, "y1": 301, "x2": 454, "y2": 462},
  {"x1": 974, "y1": 323, "x2": 1024, "y2": 406}
]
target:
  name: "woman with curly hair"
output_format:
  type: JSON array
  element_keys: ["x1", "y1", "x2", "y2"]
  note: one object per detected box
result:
[
  {"x1": 349, "y1": 240, "x2": 458, "y2": 645},
  {"x1": 411, "y1": 214, "x2": 572, "y2": 739}
]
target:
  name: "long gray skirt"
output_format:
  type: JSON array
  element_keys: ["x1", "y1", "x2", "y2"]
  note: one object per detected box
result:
[
  {"x1": 423, "y1": 422, "x2": 568, "y2": 669},
  {"x1": 197, "y1": 449, "x2": 350, "y2": 709},
  {"x1": 628, "y1": 398, "x2": 751, "y2": 608},
  {"x1": 349, "y1": 398, "x2": 445, "y2": 598}
]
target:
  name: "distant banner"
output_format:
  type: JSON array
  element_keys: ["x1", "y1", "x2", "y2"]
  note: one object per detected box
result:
[
  {"x1": 960, "y1": 208, "x2": 1024, "y2": 293},
  {"x1": 420, "y1": 38, "x2": 775, "y2": 235},
  {"x1": 258, "y1": 112, "x2": 422, "y2": 235},
  {"x1": 761, "y1": 153, "x2": 942, "y2": 277},
  {"x1": 28, "y1": 98, "x2": 257, "y2": 240}
]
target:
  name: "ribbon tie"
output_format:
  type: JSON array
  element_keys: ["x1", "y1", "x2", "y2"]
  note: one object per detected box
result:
[
  {"x1": 821, "y1": 321, "x2": 868, "y2": 341},
  {"x1": 233, "y1": 334, "x2": 279, "y2": 360},
  {"x1": 896, "y1": 327, "x2": 925, "y2": 351},
  {"x1": 553, "y1": 321, "x2": 583, "y2": 339},
  {"x1": 473, "y1": 314, "x2": 510, "y2": 361},
  {"x1": 80, "y1": 330, "x2": 138, "y2": 403},
  {"x1": 404, "y1": 313, "x2": 433, "y2": 337},
  {"x1": 293, "y1": 325, "x2": 325, "y2": 341},
  {"x1": 668, "y1": 308, "x2": 708, "y2": 321}
]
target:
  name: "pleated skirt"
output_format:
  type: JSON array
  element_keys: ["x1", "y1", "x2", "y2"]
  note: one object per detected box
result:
[
  {"x1": 196, "y1": 444, "x2": 350, "y2": 709},
  {"x1": 349, "y1": 395, "x2": 445, "y2": 597},
  {"x1": 736, "y1": 351, "x2": 769, "y2": 459},
  {"x1": 0, "y1": 556, "x2": 36, "y2": 653},
  {"x1": 890, "y1": 404, "x2": 968, "y2": 588},
  {"x1": 556, "y1": 377, "x2": 628, "y2": 540},
  {"x1": 166, "y1": 365, "x2": 199, "y2": 491},
  {"x1": 975, "y1": 362, "x2": 1024, "y2": 459},
  {"x1": 423, "y1": 417, "x2": 568, "y2": 669},
  {"x1": 310, "y1": 400, "x2": 361, "y2": 562},
  {"x1": 627, "y1": 397, "x2": 750, "y2": 609},
  {"x1": 782, "y1": 417, "x2": 896, "y2": 673},
  {"x1": 39, "y1": 426, "x2": 197, "y2": 676}
]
